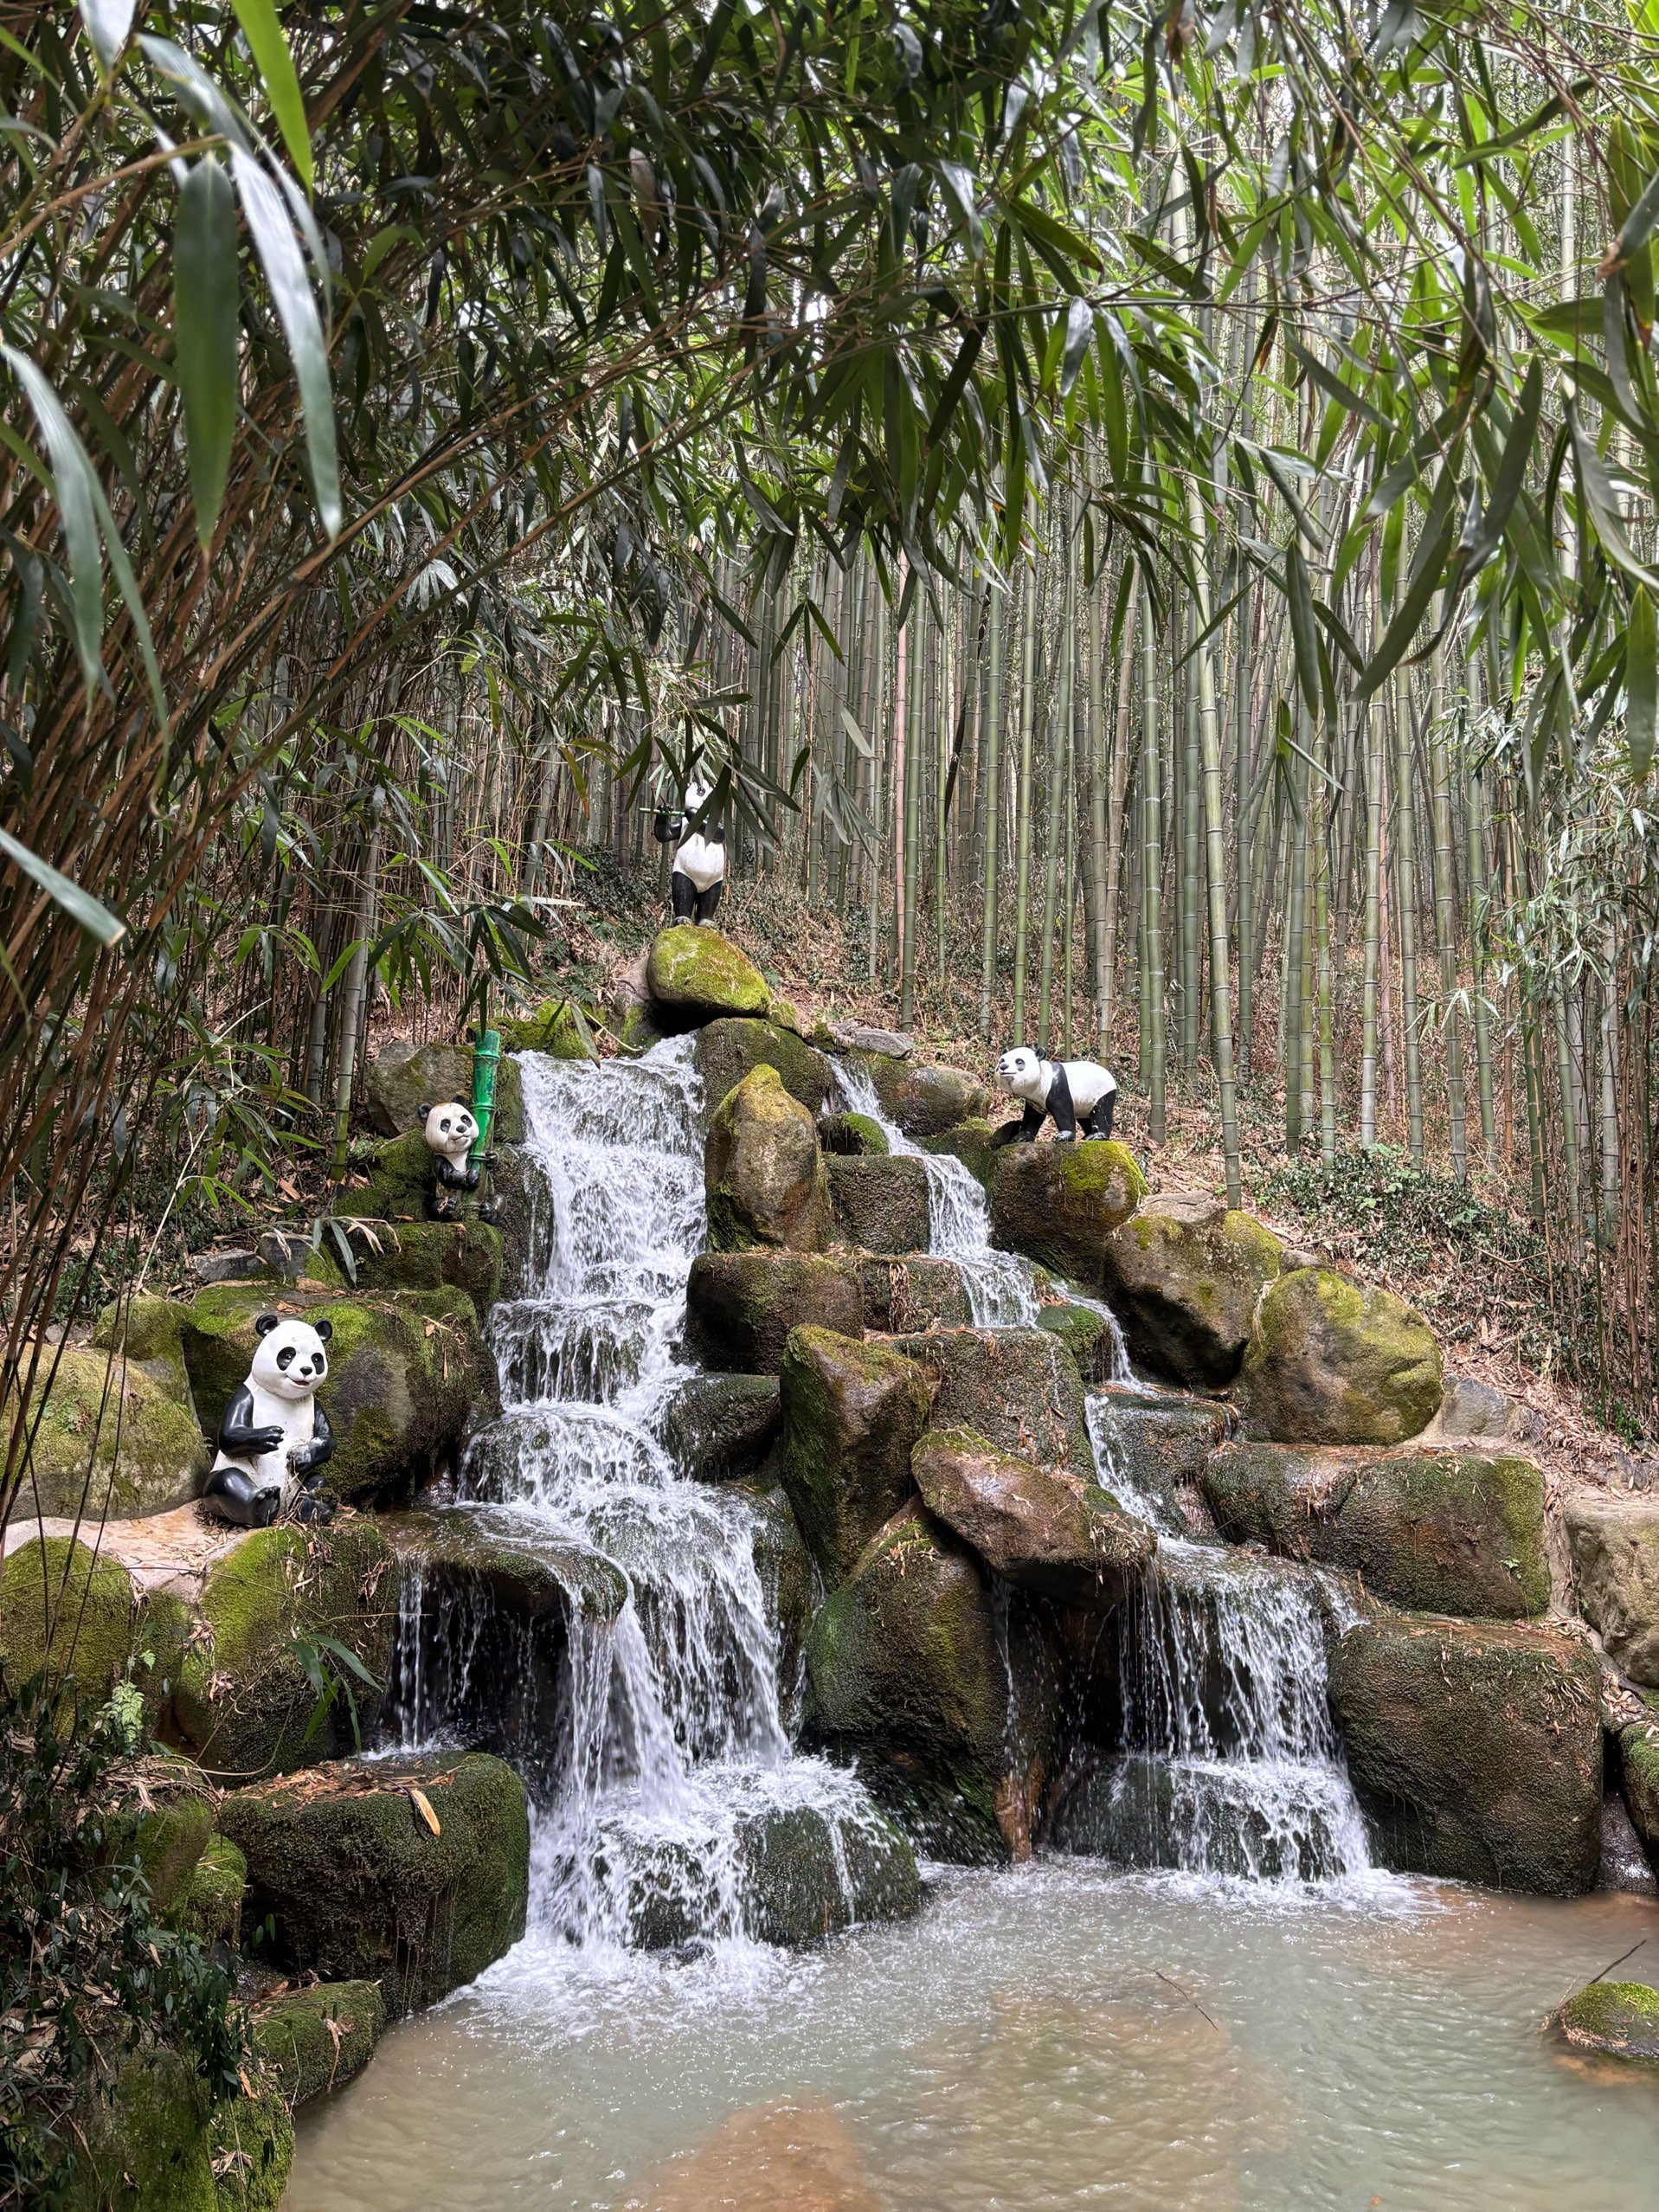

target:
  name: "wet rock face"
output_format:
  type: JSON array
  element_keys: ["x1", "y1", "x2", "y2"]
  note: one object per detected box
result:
[
  {"x1": 1239, "y1": 1267, "x2": 1443, "y2": 1445},
  {"x1": 684, "y1": 1251, "x2": 865, "y2": 1373},
  {"x1": 777, "y1": 1326, "x2": 930, "y2": 1583},
  {"x1": 1565, "y1": 1495, "x2": 1659, "y2": 1686},
  {"x1": 736, "y1": 1802, "x2": 920, "y2": 1946},
  {"x1": 922, "y1": 1117, "x2": 1001, "y2": 1192},
  {"x1": 1552, "y1": 1980, "x2": 1659, "y2": 2061},
  {"x1": 219, "y1": 1750, "x2": 530, "y2": 2017},
  {"x1": 1598, "y1": 1794, "x2": 1657, "y2": 1898},
  {"x1": 910, "y1": 1425, "x2": 1154, "y2": 1610},
  {"x1": 826, "y1": 1154, "x2": 930, "y2": 1255},
  {"x1": 1100, "y1": 1194, "x2": 1283, "y2": 1386},
  {"x1": 858, "y1": 1257, "x2": 972, "y2": 1334},
  {"x1": 253, "y1": 1980, "x2": 386, "y2": 2107},
  {"x1": 1090, "y1": 1386, "x2": 1231, "y2": 1522},
  {"x1": 694, "y1": 1017, "x2": 832, "y2": 1132},
  {"x1": 987, "y1": 1141, "x2": 1147, "y2": 1290},
  {"x1": 660, "y1": 1373, "x2": 781, "y2": 1482},
  {"x1": 1327, "y1": 1611, "x2": 1602, "y2": 1894},
  {"x1": 1619, "y1": 1723, "x2": 1659, "y2": 1864},
  {"x1": 646, "y1": 923, "x2": 771, "y2": 1024},
  {"x1": 365, "y1": 1038, "x2": 525, "y2": 1144},
  {"x1": 1203, "y1": 1443, "x2": 1549, "y2": 1619},
  {"x1": 887, "y1": 1326, "x2": 1095, "y2": 1489},
  {"x1": 1035, "y1": 1302, "x2": 1118, "y2": 1386},
  {"x1": 705, "y1": 1064, "x2": 831, "y2": 1254},
  {"x1": 820, "y1": 1109, "x2": 889, "y2": 1157},
  {"x1": 850, "y1": 1052, "x2": 988, "y2": 1139},
  {"x1": 18, "y1": 1344, "x2": 208, "y2": 1519}
]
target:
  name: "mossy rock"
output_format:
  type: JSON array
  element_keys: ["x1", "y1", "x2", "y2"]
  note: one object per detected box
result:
[
  {"x1": 1036, "y1": 1302, "x2": 1118, "y2": 1385},
  {"x1": 693, "y1": 1017, "x2": 832, "y2": 1131},
  {"x1": 1089, "y1": 1385, "x2": 1230, "y2": 1521},
  {"x1": 206, "y1": 2078, "x2": 294, "y2": 2212},
  {"x1": 1100, "y1": 1195, "x2": 1284, "y2": 1386},
  {"x1": 1203, "y1": 1444, "x2": 1548, "y2": 1618},
  {"x1": 347, "y1": 1129, "x2": 432, "y2": 1222},
  {"x1": 92, "y1": 1294, "x2": 196, "y2": 1411},
  {"x1": 17, "y1": 1346, "x2": 208, "y2": 1521},
  {"x1": 219, "y1": 1751, "x2": 530, "y2": 2017},
  {"x1": 1327, "y1": 1611, "x2": 1602, "y2": 1894},
  {"x1": 364, "y1": 1038, "x2": 525, "y2": 1143},
  {"x1": 0, "y1": 1534, "x2": 187, "y2": 1732},
  {"x1": 496, "y1": 998, "x2": 597, "y2": 1058},
  {"x1": 172, "y1": 1518, "x2": 397, "y2": 1779},
  {"x1": 1241, "y1": 1266, "x2": 1442, "y2": 1445},
  {"x1": 102, "y1": 1767, "x2": 214, "y2": 1913},
  {"x1": 735, "y1": 1801, "x2": 919, "y2": 1946},
  {"x1": 911, "y1": 1424, "x2": 1154, "y2": 1609},
  {"x1": 58, "y1": 2047, "x2": 216, "y2": 2212},
  {"x1": 820, "y1": 1110, "x2": 889, "y2": 1157},
  {"x1": 858, "y1": 1256, "x2": 972, "y2": 1334},
  {"x1": 174, "y1": 1834, "x2": 246, "y2": 1949},
  {"x1": 334, "y1": 1218, "x2": 505, "y2": 1315},
  {"x1": 825, "y1": 1154, "x2": 930, "y2": 1255},
  {"x1": 1553, "y1": 1980, "x2": 1659, "y2": 2062},
  {"x1": 660, "y1": 1373, "x2": 781, "y2": 1482},
  {"x1": 684, "y1": 1251, "x2": 864, "y2": 1373},
  {"x1": 705, "y1": 1064, "x2": 830, "y2": 1254},
  {"x1": 888, "y1": 1325, "x2": 1095, "y2": 1488},
  {"x1": 777, "y1": 1326, "x2": 930, "y2": 1583},
  {"x1": 180, "y1": 1281, "x2": 495, "y2": 1507},
  {"x1": 1619, "y1": 1722, "x2": 1659, "y2": 1862},
  {"x1": 646, "y1": 923, "x2": 769, "y2": 1023},
  {"x1": 922, "y1": 1118, "x2": 1000, "y2": 1192},
  {"x1": 383, "y1": 1507, "x2": 627, "y2": 1625},
  {"x1": 849, "y1": 1053, "x2": 988, "y2": 1139},
  {"x1": 251, "y1": 1979, "x2": 385, "y2": 2106},
  {"x1": 987, "y1": 1141, "x2": 1148, "y2": 1290},
  {"x1": 1565, "y1": 1495, "x2": 1659, "y2": 1687}
]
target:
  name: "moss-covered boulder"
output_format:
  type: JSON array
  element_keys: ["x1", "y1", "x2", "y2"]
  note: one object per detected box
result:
[
  {"x1": 180, "y1": 1282, "x2": 495, "y2": 1507},
  {"x1": 220, "y1": 1750, "x2": 530, "y2": 2017},
  {"x1": 1203, "y1": 1444, "x2": 1549, "y2": 1618},
  {"x1": 852, "y1": 1054, "x2": 988, "y2": 1139},
  {"x1": 858, "y1": 1257, "x2": 972, "y2": 1333},
  {"x1": 1240, "y1": 1266, "x2": 1442, "y2": 1445},
  {"x1": 1036, "y1": 1302, "x2": 1118, "y2": 1385},
  {"x1": 496, "y1": 998, "x2": 595, "y2": 1058},
  {"x1": 1327, "y1": 1611, "x2": 1602, "y2": 1893},
  {"x1": 988, "y1": 1141, "x2": 1147, "y2": 1289},
  {"x1": 17, "y1": 1347, "x2": 208, "y2": 1521},
  {"x1": 59, "y1": 2048, "x2": 216, "y2": 2212},
  {"x1": 1619, "y1": 1721, "x2": 1659, "y2": 1858},
  {"x1": 705, "y1": 1064, "x2": 830, "y2": 1254},
  {"x1": 364, "y1": 1038, "x2": 524, "y2": 1143},
  {"x1": 1089, "y1": 1386, "x2": 1229, "y2": 1521},
  {"x1": 693, "y1": 1017, "x2": 832, "y2": 1129},
  {"x1": 172, "y1": 1517, "x2": 397, "y2": 1778},
  {"x1": 660, "y1": 1373, "x2": 781, "y2": 1482},
  {"x1": 736, "y1": 1801, "x2": 920, "y2": 1946},
  {"x1": 93, "y1": 1295, "x2": 196, "y2": 1412},
  {"x1": 888, "y1": 1325, "x2": 1095, "y2": 1488},
  {"x1": 101, "y1": 1764, "x2": 214, "y2": 1913},
  {"x1": 825, "y1": 1154, "x2": 930, "y2": 1255},
  {"x1": 684, "y1": 1251, "x2": 864, "y2": 1373},
  {"x1": 333, "y1": 1218, "x2": 505, "y2": 1314},
  {"x1": 1553, "y1": 1980, "x2": 1659, "y2": 2062},
  {"x1": 252, "y1": 1980, "x2": 386, "y2": 2106},
  {"x1": 1099, "y1": 1195, "x2": 1283, "y2": 1386},
  {"x1": 746, "y1": 1482, "x2": 815, "y2": 1718},
  {"x1": 383, "y1": 1507, "x2": 627, "y2": 1625},
  {"x1": 820, "y1": 1110, "x2": 889, "y2": 1157},
  {"x1": 207, "y1": 2076, "x2": 294, "y2": 2211},
  {"x1": 922, "y1": 1118, "x2": 1001, "y2": 1192},
  {"x1": 1565, "y1": 1495, "x2": 1659, "y2": 1687},
  {"x1": 777, "y1": 1327, "x2": 930, "y2": 1583},
  {"x1": 0, "y1": 1534, "x2": 187, "y2": 1730},
  {"x1": 646, "y1": 923, "x2": 770, "y2": 1023},
  {"x1": 175, "y1": 1833, "x2": 245, "y2": 1948},
  {"x1": 911, "y1": 1426, "x2": 1154, "y2": 1607}
]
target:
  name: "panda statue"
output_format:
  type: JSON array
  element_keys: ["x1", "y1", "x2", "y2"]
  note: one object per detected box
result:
[
  {"x1": 653, "y1": 778, "x2": 726, "y2": 924},
  {"x1": 421, "y1": 1096, "x2": 490, "y2": 1222},
  {"x1": 992, "y1": 1046, "x2": 1118, "y2": 1144},
  {"x1": 202, "y1": 1314, "x2": 335, "y2": 1527}
]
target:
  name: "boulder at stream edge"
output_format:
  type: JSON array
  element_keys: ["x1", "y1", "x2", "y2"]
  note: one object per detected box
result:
[
  {"x1": 988, "y1": 1141, "x2": 1147, "y2": 1289},
  {"x1": 19, "y1": 1345, "x2": 208, "y2": 1520},
  {"x1": 1239, "y1": 1266, "x2": 1443, "y2": 1445},
  {"x1": 858, "y1": 1257, "x2": 973, "y2": 1333},
  {"x1": 777, "y1": 1326, "x2": 931, "y2": 1583},
  {"x1": 646, "y1": 923, "x2": 770, "y2": 1024},
  {"x1": 888, "y1": 1325, "x2": 1096, "y2": 1489},
  {"x1": 1099, "y1": 1193, "x2": 1284, "y2": 1386},
  {"x1": 1564, "y1": 1494, "x2": 1659, "y2": 1687},
  {"x1": 825, "y1": 1154, "x2": 931, "y2": 1254},
  {"x1": 846, "y1": 1053, "x2": 988, "y2": 1139},
  {"x1": 1552, "y1": 1981, "x2": 1659, "y2": 2062},
  {"x1": 60, "y1": 2048, "x2": 294, "y2": 2212},
  {"x1": 251, "y1": 1980, "x2": 387, "y2": 2106},
  {"x1": 693, "y1": 1016, "x2": 832, "y2": 1129},
  {"x1": 910, "y1": 1425, "x2": 1154, "y2": 1609},
  {"x1": 661, "y1": 1373, "x2": 781, "y2": 1482},
  {"x1": 704, "y1": 1064, "x2": 830, "y2": 1253},
  {"x1": 685, "y1": 1251, "x2": 864, "y2": 1372}
]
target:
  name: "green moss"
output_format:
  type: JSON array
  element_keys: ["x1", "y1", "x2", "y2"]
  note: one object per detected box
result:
[
  {"x1": 1242, "y1": 1265, "x2": 1443, "y2": 1445},
  {"x1": 1555, "y1": 1980, "x2": 1659, "y2": 2060},
  {"x1": 646, "y1": 923, "x2": 769, "y2": 1018},
  {"x1": 1620, "y1": 1722, "x2": 1659, "y2": 1859},
  {"x1": 61, "y1": 2048, "x2": 215, "y2": 2212},
  {"x1": 93, "y1": 1294, "x2": 196, "y2": 1411},
  {"x1": 497, "y1": 998, "x2": 597, "y2": 1056},
  {"x1": 0, "y1": 1535, "x2": 187, "y2": 1731},
  {"x1": 987, "y1": 1141, "x2": 1146, "y2": 1288},
  {"x1": 205, "y1": 2080, "x2": 294, "y2": 2211},
  {"x1": 1102, "y1": 1199, "x2": 1283, "y2": 1386},
  {"x1": 777, "y1": 1326, "x2": 930, "y2": 1581},
  {"x1": 820, "y1": 1110, "x2": 889, "y2": 1156},
  {"x1": 922, "y1": 1118, "x2": 1001, "y2": 1192},
  {"x1": 888, "y1": 1325, "x2": 1095, "y2": 1487},
  {"x1": 175, "y1": 1835, "x2": 246, "y2": 1949},
  {"x1": 338, "y1": 1218, "x2": 505, "y2": 1315},
  {"x1": 104, "y1": 1785, "x2": 213, "y2": 1914},
  {"x1": 1036, "y1": 1302, "x2": 1116, "y2": 1384},
  {"x1": 350, "y1": 1129, "x2": 432, "y2": 1222},
  {"x1": 693, "y1": 1018, "x2": 832, "y2": 1130},
  {"x1": 21, "y1": 1347, "x2": 207, "y2": 1520},
  {"x1": 252, "y1": 1980, "x2": 385, "y2": 2106},
  {"x1": 684, "y1": 1251, "x2": 865, "y2": 1372},
  {"x1": 824, "y1": 1154, "x2": 930, "y2": 1255}
]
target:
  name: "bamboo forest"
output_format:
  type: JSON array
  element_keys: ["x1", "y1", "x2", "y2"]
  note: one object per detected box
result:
[{"x1": 11, "y1": 1, "x2": 1659, "y2": 2207}]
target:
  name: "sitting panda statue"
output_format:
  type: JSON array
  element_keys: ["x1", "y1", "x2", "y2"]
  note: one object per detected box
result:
[
  {"x1": 993, "y1": 1046, "x2": 1118, "y2": 1144},
  {"x1": 202, "y1": 1314, "x2": 335, "y2": 1527},
  {"x1": 653, "y1": 778, "x2": 726, "y2": 924},
  {"x1": 421, "y1": 1097, "x2": 489, "y2": 1222}
]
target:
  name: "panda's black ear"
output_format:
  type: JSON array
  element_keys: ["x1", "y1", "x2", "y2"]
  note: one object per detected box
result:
[
  {"x1": 313, "y1": 1319, "x2": 333, "y2": 1342},
  {"x1": 452, "y1": 1093, "x2": 469, "y2": 1107},
  {"x1": 254, "y1": 1313, "x2": 280, "y2": 1337},
  {"x1": 416, "y1": 1101, "x2": 430, "y2": 1120}
]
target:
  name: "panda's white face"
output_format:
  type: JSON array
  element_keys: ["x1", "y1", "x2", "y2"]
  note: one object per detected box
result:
[
  {"x1": 684, "y1": 778, "x2": 711, "y2": 815},
  {"x1": 998, "y1": 1047, "x2": 1046, "y2": 1101},
  {"x1": 250, "y1": 1317, "x2": 331, "y2": 1400},
  {"x1": 422, "y1": 1102, "x2": 479, "y2": 1163}
]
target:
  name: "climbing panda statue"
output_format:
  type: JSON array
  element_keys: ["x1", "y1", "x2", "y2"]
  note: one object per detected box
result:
[
  {"x1": 993, "y1": 1046, "x2": 1118, "y2": 1144},
  {"x1": 421, "y1": 1097, "x2": 483, "y2": 1222},
  {"x1": 653, "y1": 778, "x2": 726, "y2": 924},
  {"x1": 202, "y1": 1314, "x2": 335, "y2": 1527}
]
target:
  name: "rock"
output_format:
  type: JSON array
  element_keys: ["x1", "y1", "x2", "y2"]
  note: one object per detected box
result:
[
  {"x1": 496, "y1": 998, "x2": 596, "y2": 1057},
  {"x1": 858, "y1": 1257, "x2": 972, "y2": 1333},
  {"x1": 383, "y1": 1508, "x2": 627, "y2": 1625},
  {"x1": 1326, "y1": 1611, "x2": 1602, "y2": 1893},
  {"x1": 92, "y1": 1293, "x2": 196, "y2": 1411},
  {"x1": 825, "y1": 1154, "x2": 930, "y2": 1254},
  {"x1": 1099, "y1": 1194, "x2": 1283, "y2": 1386},
  {"x1": 660, "y1": 1373, "x2": 781, "y2": 1482},
  {"x1": 364, "y1": 1038, "x2": 524, "y2": 1144},
  {"x1": 176, "y1": 1833, "x2": 246, "y2": 1947},
  {"x1": 0, "y1": 1534, "x2": 187, "y2": 1731},
  {"x1": 1090, "y1": 1385, "x2": 1230, "y2": 1521},
  {"x1": 252, "y1": 1980, "x2": 386, "y2": 2106},
  {"x1": 746, "y1": 1482, "x2": 815, "y2": 1716},
  {"x1": 1424, "y1": 1375, "x2": 1529, "y2": 1445},
  {"x1": 1240, "y1": 1266, "x2": 1443, "y2": 1445},
  {"x1": 172, "y1": 1518, "x2": 397, "y2": 1778},
  {"x1": 888, "y1": 1325, "x2": 1095, "y2": 1488},
  {"x1": 736, "y1": 1801, "x2": 919, "y2": 1945},
  {"x1": 192, "y1": 1248, "x2": 262, "y2": 1285},
  {"x1": 705, "y1": 1064, "x2": 830, "y2": 1253},
  {"x1": 646, "y1": 923, "x2": 770, "y2": 1023},
  {"x1": 1619, "y1": 1722, "x2": 1659, "y2": 1862},
  {"x1": 180, "y1": 1282, "x2": 496, "y2": 1507},
  {"x1": 922, "y1": 1119, "x2": 1001, "y2": 1192},
  {"x1": 768, "y1": 996, "x2": 803, "y2": 1034},
  {"x1": 331, "y1": 1218, "x2": 505, "y2": 1314},
  {"x1": 852, "y1": 1054, "x2": 988, "y2": 1139},
  {"x1": 1204, "y1": 1444, "x2": 1549, "y2": 1618},
  {"x1": 684, "y1": 1251, "x2": 864, "y2": 1373},
  {"x1": 910, "y1": 1426, "x2": 1154, "y2": 1607},
  {"x1": 1598, "y1": 1794, "x2": 1657, "y2": 1896},
  {"x1": 804, "y1": 1504, "x2": 1058, "y2": 1859},
  {"x1": 208, "y1": 2074, "x2": 295, "y2": 2210},
  {"x1": 1036, "y1": 1302, "x2": 1118, "y2": 1385},
  {"x1": 58, "y1": 2048, "x2": 227, "y2": 2212},
  {"x1": 988, "y1": 1141, "x2": 1147, "y2": 1289},
  {"x1": 815, "y1": 1019, "x2": 911, "y2": 1058},
  {"x1": 102, "y1": 1764, "x2": 214, "y2": 1913},
  {"x1": 1050, "y1": 1750, "x2": 1349, "y2": 1881},
  {"x1": 1553, "y1": 1981, "x2": 1659, "y2": 2062},
  {"x1": 1566, "y1": 1495, "x2": 1659, "y2": 1686},
  {"x1": 219, "y1": 1751, "x2": 530, "y2": 2016},
  {"x1": 693, "y1": 1017, "x2": 833, "y2": 1129},
  {"x1": 820, "y1": 1110, "x2": 890, "y2": 1156},
  {"x1": 777, "y1": 1327, "x2": 930, "y2": 1582},
  {"x1": 16, "y1": 1345, "x2": 208, "y2": 1520}
]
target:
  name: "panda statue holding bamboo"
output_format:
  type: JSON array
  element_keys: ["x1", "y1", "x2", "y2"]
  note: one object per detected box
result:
[
  {"x1": 421, "y1": 1096, "x2": 490, "y2": 1222},
  {"x1": 653, "y1": 778, "x2": 726, "y2": 924},
  {"x1": 993, "y1": 1046, "x2": 1118, "y2": 1144},
  {"x1": 202, "y1": 1314, "x2": 335, "y2": 1527}
]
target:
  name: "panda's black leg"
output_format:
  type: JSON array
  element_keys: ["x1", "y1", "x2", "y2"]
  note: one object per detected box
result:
[
  {"x1": 1088, "y1": 1090, "x2": 1117, "y2": 1141},
  {"x1": 202, "y1": 1466, "x2": 280, "y2": 1528},
  {"x1": 694, "y1": 879, "x2": 723, "y2": 926},
  {"x1": 671, "y1": 870, "x2": 696, "y2": 920},
  {"x1": 1048, "y1": 1067, "x2": 1077, "y2": 1141},
  {"x1": 1017, "y1": 1103, "x2": 1045, "y2": 1144},
  {"x1": 291, "y1": 1480, "x2": 336, "y2": 1527}
]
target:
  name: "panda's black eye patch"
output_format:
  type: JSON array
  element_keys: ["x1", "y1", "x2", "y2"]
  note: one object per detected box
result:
[{"x1": 276, "y1": 1346, "x2": 295, "y2": 1370}]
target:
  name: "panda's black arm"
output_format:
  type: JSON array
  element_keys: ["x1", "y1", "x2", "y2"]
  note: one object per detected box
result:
[
  {"x1": 291, "y1": 1403, "x2": 334, "y2": 1476},
  {"x1": 1047, "y1": 1067, "x2": 1077, "y2": 1139},
  {"x1": 653, "y1": 810, "x2": 684, "y2": 844},
  {"x1": 216, "y1": 1385, "x2": 286, "y2": 1458},
  {"x1": 435, "y1": 1156, "x2": 482, "y2": 1190},
  {"x1": 991, "y1": 1102, "x2": 1045, "y2": 1147}
]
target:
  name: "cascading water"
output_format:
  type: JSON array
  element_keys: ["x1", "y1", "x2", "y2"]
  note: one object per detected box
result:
[{"x1": 389, "y1": 1034, "x2": 894, "y2": 1955}]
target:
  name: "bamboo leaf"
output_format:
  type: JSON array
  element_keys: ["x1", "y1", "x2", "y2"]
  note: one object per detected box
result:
[
  {"x1": 1355, "y1": 485, "x2": 1457, "y2": 702},
  {"x1": 0, "y1": 825, "x2": 125, "y2": 945},
  {"x1": 1630, "y1": 588, "x2": 1657, "y2": 781},
  {"x1": 229, "y1": 0, "x2": 312, "y2": 191},
  {"x1": 175, "y1": 155, "x2": 239, "y2": 551},
  {"x1": 1569, "y1": 406, "x2": 1659, "y2": 591},
  {"x1": 231, "y1": 150, "x2": 340, "y2": 537},
  {"x1": 79, "y1": 0, "x2": 134, "y2": 72},
  {"x1": 1284, "y1": 542, "x2": 1321, "y2": 719},
  {"x1": 2, "y1": 348, "x2": 103, "y2": 690},
  {"x1": 1059, "y1": 297, "x2": 1093, "y2": 398}
]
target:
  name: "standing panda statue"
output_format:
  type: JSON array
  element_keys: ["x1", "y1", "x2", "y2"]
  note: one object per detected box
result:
[
  {"x1": 993, "y1": 1046, "x2": 1119, "y2": 1144},
  {"x1": 421, "y1": 1096, "x2": 488, "y2": 1222},
  {"x1": 653, "y1": 778, "x2": 726, "y2": 924},
  {"x1": 202, "y1": 1314, "x2": 335, "y2": 1527}
]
